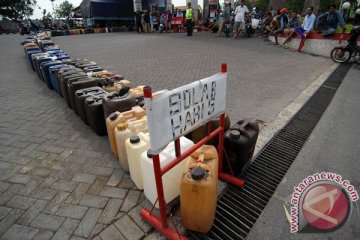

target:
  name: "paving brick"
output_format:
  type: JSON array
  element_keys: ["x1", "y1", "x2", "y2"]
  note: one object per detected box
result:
[
  {"x1": 44, "y1": 192, "x2": 70, "y2": 214},
  {"x1": 99, "y1": 225, "x2": 125, "y2": 240},
  {"x1": 51, "y1": 180, "x2": 78, "y2": 192},
  {"x1": 33, "y1": 230, "x2": 54, "y2": 240},
  {"x1": 114, "y1": 215, "x2": 144, "y2": 240},
  {"x1": 56, "y1": 204, "x2": 88, "y2": 219},
  {"x1": 65, "y1": 183, "x2": 90, "y2": 204},
  {"x1": 87, "y1": 176, "x2": 109, "y2": 195},
  {"x1": 120, "y1": 190, "x2": 141, "y2": 212},
  {"x1": 72, "y1": 173, "x2": 97, "y2": 184},
  {"x1": 2, "y1": 224, "x2": 39, "y2": 240},
  {"x1": 0, "y1": 206, "x2": 12, "y2": 221},
  {"x1": 106, "y1": 169, "x2": 124, "y2": 187},
  {"x1": 69, "y1": 237, "x2": 87, "y2": 240},
  {"x1": 87, "y1": 166, "x2": 114, "y2": 176},
  {"x1": 100, "y1": 187, "x2": 127, "y2": 199},
  {"x1": 52, "y1": 218, "x2": 80, "y2": 240},
  {"x1": 79, "y1": 194, "x2": 108, "y2": 209},
  {"x1": 31, "y1": 188, "x2": 58, "y2": 201},
  {"x1": 19, "y1": 143, "x2": 39, "y2": 156},
  {"x1": 98, "y1": 198, "x2": 123, "y2": 224},
  {"x1": 0, "y1": 209, "x2": 25, "y2": 236},
  {"x1": 30, "y1": 213, "x2": 65, "y2": 231},
  {"x1": 18, "y1": 199, "x2": 49, "y2": 225},
  {"x1": 6, "y1": 195, "x2": 37, "y2": 210},
  {"x1": 90, "y1": 223, "x2": 107, "y2": 238},
  {"x1": 0, "y1": 182, "x2": 12, "y2": 192},
  {"x1": 74, "y1": 208, "x2": 102, "y2": 238},
  {"x1": 128, "y1": 205, "x2": 152, "y2": 233},
  {"x1": 5, "y1": 173, "x2": 31, "y2": 184}
]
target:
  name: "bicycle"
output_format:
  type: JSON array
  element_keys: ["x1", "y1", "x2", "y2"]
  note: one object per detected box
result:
[{"x1": 330, "y1": 26, "x2": 360, "y2": 63}]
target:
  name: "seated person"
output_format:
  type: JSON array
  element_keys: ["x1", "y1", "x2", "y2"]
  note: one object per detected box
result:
[
  {"x1": 261, "y1": 11, "x2": 273, "y2": 35},
  {"x1": 316, "y1": 4, "x2": 346, "y2": 37},
  {"x1": 266, "y1": 9, "x2": 280, "y2": 34},
  {"x1": 273, "y1": 8, "x2": 289, "y2": 45},
  {"x1": 284, "y1": 11, "x2": 301, "y2": 35},
  {"x1": 282, "y1": 6, "x2": 316, "y2": 52}
]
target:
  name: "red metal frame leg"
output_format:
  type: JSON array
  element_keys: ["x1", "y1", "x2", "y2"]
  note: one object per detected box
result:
[{"x1": 140, "y1": 208, "x2": 187, "y2": 240}]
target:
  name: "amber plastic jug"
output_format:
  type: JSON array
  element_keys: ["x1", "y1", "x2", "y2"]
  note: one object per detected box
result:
[
  {"x1": 114, "y1": 123, "x2": 133, "y2": 172},
  {"x1": 118, "y1": 106, "x2": 146, "y2": 123},
  {"x1": 129, "y1": 86, "x2": 144, "y2": 98},
  {"x1": 223, "y1": 119, "x2": 259, "y2": 176},
  {"x1": 106, "y1": 112, "x2": 124, "y2": 159},
  {"x1": 127, "y1": 118, "x2": 148, "y2": 134},
  {"x1": 180, "y1": 145, "x2": 218, "y2": 233}
]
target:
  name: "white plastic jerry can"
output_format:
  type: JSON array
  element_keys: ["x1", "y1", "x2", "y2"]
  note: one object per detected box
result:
[
  {"x1": 125, "y1": 132, "x2": 150, "y2": 190},
  {"x1": 141, "y1": 137, "x2": 194, "y2": 208}
]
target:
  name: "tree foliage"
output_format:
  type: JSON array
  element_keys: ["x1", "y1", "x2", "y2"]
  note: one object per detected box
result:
[
  {"x1": 55, "y1": 0, "x2": 74, "y2": 19},
  {"x1": 285, "y1": 0, "x2": 303, "y2": 12},
  {"x1": 255, "y1": 0, "x2": 270, "y2": 11},
  {"x1": 0, "y1": 0, "x2": 37, "y2": 21}
]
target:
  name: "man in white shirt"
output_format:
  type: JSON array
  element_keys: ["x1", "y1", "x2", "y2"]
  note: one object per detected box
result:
[{"x1": 233, "y1": 0, "x2": 249, "y2": 39}]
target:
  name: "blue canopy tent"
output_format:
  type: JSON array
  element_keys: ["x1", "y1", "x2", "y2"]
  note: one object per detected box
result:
[{"x1": 80, "y1": 0, "x2": 134, "y2": 24}]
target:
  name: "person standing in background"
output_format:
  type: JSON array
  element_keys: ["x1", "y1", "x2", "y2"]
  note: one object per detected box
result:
[
  {"x1": 217, "y1": 2, "x2": 231, "y2": 37},
  {"x1": 233, "y1": 0, "x2": 249, "y2": 39},
  {"x1": 134, "y1": 11, "x2": 144, "y2": 33},
  {"x1": 167, "y1": 10, "x2": 173, "y2": 32},
  {"x1": 185, "y1": 2, "x2": 194, "y2": 36},
  {"x1": 150, "y1": 12, "x2": 154, "y2": 32},
  {"x1": 144, "y1": 10, "x2": 150, "y2": 33}
]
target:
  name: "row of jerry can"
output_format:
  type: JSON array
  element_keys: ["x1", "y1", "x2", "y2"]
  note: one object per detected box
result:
[
  {"x1": 22, "y1": 33, "x2": 146, "y2": 137},
  {"x1": 21, "y1": 33, "x2": 260, "y2": 234}
]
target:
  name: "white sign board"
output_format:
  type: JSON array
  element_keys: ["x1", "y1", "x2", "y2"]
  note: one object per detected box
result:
[{"x1": 145, "y1": 73, "x2": 227, "y2": 154}]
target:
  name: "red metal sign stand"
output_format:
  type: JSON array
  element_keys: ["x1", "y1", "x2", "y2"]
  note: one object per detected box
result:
[{"x1": 140, "y1": 63, "x2": 245, "y2": 240}]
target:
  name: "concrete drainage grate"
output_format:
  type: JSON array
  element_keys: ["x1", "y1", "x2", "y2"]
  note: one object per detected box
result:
[{"x1": 186, "y1": 63, "x2": 352, "y2": 240}]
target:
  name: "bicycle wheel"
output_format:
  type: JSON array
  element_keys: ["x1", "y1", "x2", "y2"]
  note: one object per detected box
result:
[{"x1": 330, "y1": 47, "x2": 351, "y2": 63}]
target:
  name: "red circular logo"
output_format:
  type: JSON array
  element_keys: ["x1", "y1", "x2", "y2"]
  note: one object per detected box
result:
[{"x1": 302, "y1": 183, "x2": 350, "y2": 231}]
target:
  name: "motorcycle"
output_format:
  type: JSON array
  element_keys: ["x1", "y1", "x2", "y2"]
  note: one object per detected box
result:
[
  {"x1": 243, "y1": 16, "x2": 259, "y2": 38},
  {"x1": 330, "y1": 26, "x2": 360, "y2": 63},
  {"x1": 224, "y1": 20, "x2": 233, "y2": 38}
]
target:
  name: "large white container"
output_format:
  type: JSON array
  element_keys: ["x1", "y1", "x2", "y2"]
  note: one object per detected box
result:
[
  {"x1": 125, "y1": 132, "x2": 150, "y2": 190},
  {"x1": 141, "y1": 137, "x2": 194, "y2": 208},
  {"x1": 114, "y1": 123, "x2": 133, "y2": 172}
]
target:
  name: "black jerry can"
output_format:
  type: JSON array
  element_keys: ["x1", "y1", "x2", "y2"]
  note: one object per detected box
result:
[
  {"x1": 223, "y1": 119, "x2": 259, "y2": 176},
  {"x1": 75, "y1": 87, "x2": 106, "y2": 124},
  {"x1": 68, "y1": 79, "x2": 99, "y2": 114},
  {"x1": 85, "y1": 93, "x2": 109, "y2": 136}
]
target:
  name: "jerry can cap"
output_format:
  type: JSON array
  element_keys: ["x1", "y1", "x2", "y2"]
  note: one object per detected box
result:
[
  {"x1": 130, "y1": 135, "x2": 140, "y2": 144},
  {"x1": 146, "y1": 150, "x2": 153, "y2": 158},
  {"x1": 230, "y1": 130, "x2": 240, "y2": 139},
  {"x1": 191, "y1": 167, "x2": 205, "y2": 181},
  {"x1": 116, "y1": 123, "x2": 126, "y2": 131},
  {"x1": 109, "y1": 112, "x2": 119, "y2": 121}
]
